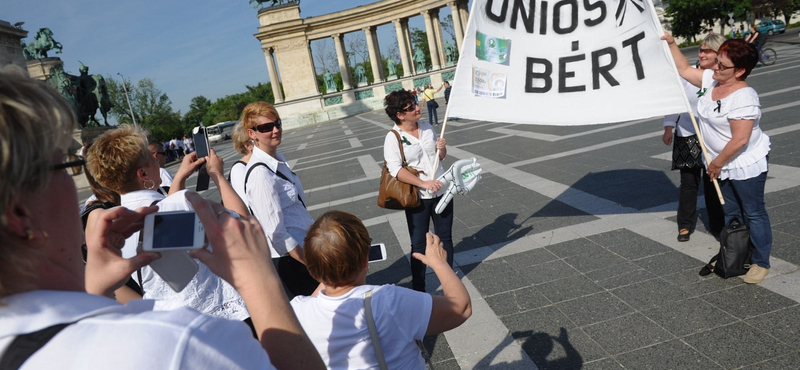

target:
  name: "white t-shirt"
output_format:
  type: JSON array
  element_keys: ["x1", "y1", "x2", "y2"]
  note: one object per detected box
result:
[
  {"x1": 121, "y1": 189, "x2": 249, "y2": 320},
  {"x1": 697, "y1": 69, "x2": 770, "y2": 180},
  {"x1": 383, "y1": 122, "x2": 445, "y2": 199},
  {"x1": 291, "y1": 284, "x2": 432, "y2": 370},
  {"x1": 0, "y1": 290, "x2": 273, "y2": 370},
  {"x1": 159, "y1": 167, "x2": 174, "y2": 187}
]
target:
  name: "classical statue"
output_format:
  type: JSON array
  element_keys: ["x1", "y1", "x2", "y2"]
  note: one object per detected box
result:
[
  {"x1": 323, "y1": 70, "x2": 337, "y2": 93},
  {"x1": 413, "y1": 47, "x2": 426, "y2": 73},
  {"x1": 45, "y1": 63, "x2": 112, "y2": 128},
  {"x1": 249, "y1": 0, "x2": 298, "y2": 9},
  {"x1": 444, "y1": 42, "x2": 457, "y2": 64},
  {"x1": 387, "y1": 58, "x2": 397, "y2": 77},
  {"x1": 21, "y1": 28, "x2": 63, "y2": 60},
  {"x1": 354, "y1": 64, "x2": 367, "y2": 85}
]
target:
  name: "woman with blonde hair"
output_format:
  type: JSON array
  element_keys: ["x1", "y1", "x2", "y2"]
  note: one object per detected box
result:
[
  {"x1": 229, "y1": 122, "x2": 254, "y2": 202},
  {"x1": 241, "y1": 102, "x2": 319, "y2": 298},
  {"x1": 87, "y1": 124, "x2": 252, "y2": 319}
]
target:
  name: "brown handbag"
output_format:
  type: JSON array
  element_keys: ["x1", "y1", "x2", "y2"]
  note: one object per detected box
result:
[{"x1": 377, "y1": 130, "x2": 421, "y2": 209}]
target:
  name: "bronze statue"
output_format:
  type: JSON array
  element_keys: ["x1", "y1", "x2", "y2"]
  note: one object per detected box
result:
[
  {"x1": 323, "y1": 70, "x2": 337, "y2": 92},
  {"x1": 354, "y1": 64, "x2": 367, "y2": 85},
  {"x1": 45, "y1": 63, "x2": 112, "y2": 128},
  {"x1": 444, "y1": 42, "x2": 457, "y2": 64},
  {"x1": 413, "y1": 47, "x2": 426, "y2": 73},
  {"x1": 387, "y1": 58, "x2": 397, "y2": 77},
  {"x1": 249, "y1": 0, "x2": 299, "y2": 9},
  {"x1": 21, "y1": 28, "x2": 63, "y2": 60}
]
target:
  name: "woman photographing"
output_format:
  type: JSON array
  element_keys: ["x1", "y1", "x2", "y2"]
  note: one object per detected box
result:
[{"x1": 662, "y1": 34, "x2": 772, "y2": 284}]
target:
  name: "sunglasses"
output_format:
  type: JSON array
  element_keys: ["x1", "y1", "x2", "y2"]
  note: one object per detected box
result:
[
  {"x1": 698, "y1": 48, "x2": 716, "y2": 54},
  {"x1": 714, "y1": 58, "x2": 734, "y2": 71},
  {"x1": 251, "y1": 119, "x2": 282, "y2": 133},
  {"x1": 52, "y1": 154, "x2": 85, "y2": 176},
  {"x1": 401, "y1": 102, "x2": 418, "y2": 112}
]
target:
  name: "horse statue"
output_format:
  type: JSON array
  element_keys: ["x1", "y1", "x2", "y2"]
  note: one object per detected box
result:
[
  {"x1": 45, "y1": 63, "x2": 112, "y2": 128},
  {"x1": 93, "y1": 74, "x2": 113, "y2": 126},
  {"x1": 22, "y1": 28, "x2": 63, "y2": 60},
  {"x1": 249, "y1": 0, "x2": 298, "y2": 9}
]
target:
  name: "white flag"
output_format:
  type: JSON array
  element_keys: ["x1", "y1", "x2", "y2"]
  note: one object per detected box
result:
[{"x1": 447, "y1": 0, "x2": 688, "y2": 125}]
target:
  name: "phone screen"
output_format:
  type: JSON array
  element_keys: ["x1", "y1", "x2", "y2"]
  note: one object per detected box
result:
[
  {"x1": 368, "y1": 243, "x2": 386, "y2": 262},
  {"x1": 152, "y1": 212, "x2": 197, "y2": 249},
  {"x1": 193, "y1": 127, "x2": 209, "y2": 159}
]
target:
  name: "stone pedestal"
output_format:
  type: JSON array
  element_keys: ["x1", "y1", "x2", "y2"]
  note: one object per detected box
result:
[
  {"x1": 26, "y1": 57, "x2": 63, "y2": 80},
  {"x1": 0, "y1": 20, "x2": 28, "y2": 74}
]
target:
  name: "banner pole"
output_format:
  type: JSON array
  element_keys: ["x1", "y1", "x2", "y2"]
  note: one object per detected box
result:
[{"x1": 648, "y1": 1, "x2": 724, "y2": 205}]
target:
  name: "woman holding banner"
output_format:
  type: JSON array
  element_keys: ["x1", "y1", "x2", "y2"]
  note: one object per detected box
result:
[
  {"x1": 383, "y1": 90, "x2": 452, "y2": 292},
  {"x1": 661, "y1": 34, "x2": 725, "y2": 242},
  {"x1": 663, "y1": 34, "x2": 772, "y2": 284}
]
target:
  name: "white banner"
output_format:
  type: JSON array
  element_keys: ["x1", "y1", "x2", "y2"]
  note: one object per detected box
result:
[{"x1": 447, "y1": 0, "x2": 688, "y2": 125}]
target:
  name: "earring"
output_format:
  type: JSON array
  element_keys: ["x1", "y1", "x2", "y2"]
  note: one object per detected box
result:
[{"x1": 144, "y1": 179, "x2": 155, "y2": 190}]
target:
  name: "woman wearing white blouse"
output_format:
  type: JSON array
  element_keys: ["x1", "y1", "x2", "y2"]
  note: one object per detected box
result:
[{"x1": 663, "y1": 34, "x2": 772, "y2": 284}]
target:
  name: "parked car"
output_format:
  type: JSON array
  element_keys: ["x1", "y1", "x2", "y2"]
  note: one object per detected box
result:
[{"x1": 756, "y1": 20, "x2": 786, "y2": 35}]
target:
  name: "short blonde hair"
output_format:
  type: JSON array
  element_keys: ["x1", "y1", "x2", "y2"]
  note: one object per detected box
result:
[
  {"x1": 240, "y1": 102, "x2": 280, "y2": 131},
  {"x1": 303, "y1": 211, "x2": 371, "y2": 287},
  {"x1": 231, "y1": 122, "x2": 253, "y2": 155},
  {"x1": 86, "y1": 125, "x2": 152, "y2": 194},
  {"x1": 0, "y1": 67, "x2": 77, "y2": 296},
  {"x1": 700, "y1": 34, "x2": 725, "y2": 53}
]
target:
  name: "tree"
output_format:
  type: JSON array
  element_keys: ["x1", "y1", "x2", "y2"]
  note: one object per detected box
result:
[
  {"x1": 106, "y1": 76, "x2": 185, "y2": 139},
  {"x1": 666, "y1": 0, "x2": 725, "y2": 42},
  {"x1": 441, "y1": 14, "x2": 458, "y2": 45},
  {"x1": 347, "y1": 37, "x2": 369, "y2": 66},
  {"x1": 312, "y1": 39, "x2": 337, "y2": 74},
  {"x1": 183, "y1": 96, "x2": 211, "y2": 127}
]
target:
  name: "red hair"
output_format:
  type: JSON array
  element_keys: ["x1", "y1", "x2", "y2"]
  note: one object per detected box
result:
[{"x1": 718, "y1": 39, "x2": 758, "y2": 80}]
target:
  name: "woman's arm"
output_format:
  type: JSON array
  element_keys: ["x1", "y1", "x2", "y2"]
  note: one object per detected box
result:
[
  {"x1": 169, "y1": 152, "x2": 205, "y2": 195},
  {"x1": 706, "y1": 119, "x2": 755, "y2": 180},
  {"x1": 661, "y1": 33, "x2": 704, "y2": 87},
  {"x1": 412, "y1": 233, "x2": 471, "y2": 335},
  {"x1": 206, "y1": 149, "x2": 249, "y2": 216}
]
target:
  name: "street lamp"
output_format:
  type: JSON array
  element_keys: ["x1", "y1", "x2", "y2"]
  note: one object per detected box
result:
[{"x1": 116, "y1": 72, "x2": 137, "y2": 126}]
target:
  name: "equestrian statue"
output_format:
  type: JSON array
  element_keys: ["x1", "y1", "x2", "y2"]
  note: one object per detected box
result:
[{"x1": 21, "y1": 28, "x2": 63, "y2": 60}]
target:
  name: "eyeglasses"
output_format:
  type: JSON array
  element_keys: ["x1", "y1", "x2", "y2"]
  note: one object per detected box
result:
[
  {"x1": 698, "y1": 48, "x2": 716, "y2": 54},
  {"x1": 52, "y1": 154, "x2": 85, "y2": 176},
  {"x1": 401, "y1": 102, "x2": 418, "y2": 112},
  {"x1": 251, "y1": 119, "x2": 282, "y2": 133},
  {"x1": 714, "y1": 58, "x2": 734, "y2": 71}
]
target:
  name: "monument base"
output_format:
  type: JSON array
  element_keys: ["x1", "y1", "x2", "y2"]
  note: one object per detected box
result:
[{"x1": 27, "y1": 57, "x2": 63, "y2": 80}]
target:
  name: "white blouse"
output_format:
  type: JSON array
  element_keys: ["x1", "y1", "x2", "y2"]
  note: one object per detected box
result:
[
  {"x1": 697, "y1": 69, "x2": 770, "y2": 180},
  {"x1": 383, "y1": 121, "x2": 445, "y2": 199}
]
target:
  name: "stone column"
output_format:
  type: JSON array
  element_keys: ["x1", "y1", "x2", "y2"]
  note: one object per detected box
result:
[
  {"x1": 422, "y1": 10, "x2": 442, "y2": 71},
  {"x1": 432, "y1": 9, "x2": 447, "y2": 67},
  {"x1": 364, "y1": 26, "x2": 384, "y2": 83},
  {"x1": 332, "y1": 33, "x2": 353, "y2": 90},
  {"x1": 448, "y1": 1, "x2": 465, "y2": 50},
  {"x1": 403, "y1": 20, "x2": 415, "y2": 73},
  {"x1": 393, "y1": 19, "x2": 412, "y2": 77},
  {"x1": 263, "y1": 47, "x2": 284, "y2": 103},
  {"x1": 459, "y1": 0, "x2": 470, "y2": 34}
]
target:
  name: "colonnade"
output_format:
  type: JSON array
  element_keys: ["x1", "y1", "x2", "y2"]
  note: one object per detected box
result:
[{"x1": 257, "y1": 0, "x2": 468, "y2": 102}]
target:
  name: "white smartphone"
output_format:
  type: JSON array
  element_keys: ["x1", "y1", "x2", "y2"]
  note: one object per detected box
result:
[
  {"x1": 142, "y1": 211, "x2": 205, "y2": 252},
  {"x1": 192, "y1": 126, "x2": 210, "y2": 159},
  {"x1": 368, "y1": 243, "x2": 387, "y2": 263}
]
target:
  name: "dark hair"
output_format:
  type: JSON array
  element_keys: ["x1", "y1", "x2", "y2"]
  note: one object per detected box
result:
[
  {"x1": 303, "y1": 211, "x2": 371, "y2": 287},
  {"x1": 719, "y1": 39, "x2": 758, "y2": 80},
  {"x1": 384, "y1": 90, "x2": 416, "y2": 125}
]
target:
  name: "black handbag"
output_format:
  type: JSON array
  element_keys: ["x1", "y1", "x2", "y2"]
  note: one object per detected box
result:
[
  {"x1": 431, "y1": 100, "x2": 439, "y2": 109},
  {"x1": 699, "y1": 219, "x2": 754, "y2": 278}
]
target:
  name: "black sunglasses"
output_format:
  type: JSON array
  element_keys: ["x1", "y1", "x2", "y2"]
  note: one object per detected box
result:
[
  {"x1": 251, "y1": 119, "x2": 282, "y2": 133},
  {"x1": 401, "y1": 102, "x2": 418, "y2": 112},
  {"x1": 52, "y1": 154, "x2": 85, "y2": 176}
]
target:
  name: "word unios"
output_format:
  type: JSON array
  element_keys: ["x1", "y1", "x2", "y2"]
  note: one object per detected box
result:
[{"x1": 485, "y1": 0, "x2": 607, "y2": 35}]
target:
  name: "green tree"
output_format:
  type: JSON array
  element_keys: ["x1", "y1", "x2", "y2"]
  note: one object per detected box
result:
[
  {"x1": 183, "y1": 96, "x2": 211, "y2": 127},
  {"x1": 106, "y1": 76, "x2": 185, "y2": 139},
  {"x1": 409, "y1": 27, "x2": 431, "y2": 69}
]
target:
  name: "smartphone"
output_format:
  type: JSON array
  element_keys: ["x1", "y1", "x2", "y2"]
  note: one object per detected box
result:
[
  {"x1": 142, "y1": 211, "x2": 205, "y2": 252},
  {"x1": 192, "y1": 126, "x2": 210, "y2": 159},
  {"x1": 368, "y1": 243, "x2": 387, "y2": 263}
]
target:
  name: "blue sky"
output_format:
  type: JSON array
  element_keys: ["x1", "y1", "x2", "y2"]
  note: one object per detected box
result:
[{"x1": 7, "y1": 0, "x2": 466, "y2": 115}]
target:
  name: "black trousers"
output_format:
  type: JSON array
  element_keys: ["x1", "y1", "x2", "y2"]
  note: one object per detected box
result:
[
  {"x1": 272, "y1": 255, "x2": 319, "y2": 299},
  {"x1": 677, "y1": 167, "x2": 724, "y2": 234}
]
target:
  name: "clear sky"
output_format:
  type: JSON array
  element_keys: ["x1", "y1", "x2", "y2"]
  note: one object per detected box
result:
[{"x1": 7, "y1": 0, "x2": 467, "y2": 115}]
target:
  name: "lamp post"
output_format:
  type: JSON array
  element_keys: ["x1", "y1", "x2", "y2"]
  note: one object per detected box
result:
[{"x1": 116, "y1": 72, "x2": 137, "y2": 126}]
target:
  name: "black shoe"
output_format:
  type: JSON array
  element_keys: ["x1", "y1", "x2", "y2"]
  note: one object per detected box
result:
[{"x1": 677, "y1": 229, "x2": 691, "y2": 242}]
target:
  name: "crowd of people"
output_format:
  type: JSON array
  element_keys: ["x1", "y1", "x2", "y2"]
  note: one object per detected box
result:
[{"x1": 0, "y1": 67, "x2": 470, "y2": 369}]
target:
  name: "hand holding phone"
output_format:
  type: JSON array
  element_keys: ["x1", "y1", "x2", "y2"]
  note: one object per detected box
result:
[
  {"x1": 192, "y1": 126, "x2": 210, "y2": 159},
  {"x1": 142, "y1": 211, "x2": 205, "y2": 252}
]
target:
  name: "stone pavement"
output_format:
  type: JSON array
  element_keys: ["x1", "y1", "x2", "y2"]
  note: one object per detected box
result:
[{"x1": 77, "y1": 35, "x2": 800, "y2": 369}]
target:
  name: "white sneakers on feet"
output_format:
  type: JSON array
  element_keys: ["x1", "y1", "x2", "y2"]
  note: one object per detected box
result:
[{"x1": 743, "y1": 265, "x2": 769, "y2": 284}]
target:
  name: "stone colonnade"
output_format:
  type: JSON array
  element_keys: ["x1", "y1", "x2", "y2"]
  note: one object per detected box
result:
[{"x1": 254, "y1": 0, "x2": 468, "y2": 127}]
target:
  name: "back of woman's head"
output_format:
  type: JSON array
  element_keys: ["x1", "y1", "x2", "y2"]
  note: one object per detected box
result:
[
  {"x1": 384, "y1": 90, "x2": 415, "y2": 125},
  {"x1": 0, "y1": 67, "x2": 76, "y2": 296},
  {"x1": 303, "y1": 211, "x2": 371, "y2": 287},
  {"x1": 240, "y1": 102, "x2": 279, "y2": 131},
  {"x1": 231, "y1": 122, "x2": 252, "y2": 155},
  {"x1": 719, "y1": 39, "x2": 759, "y2": 80},
  {"x1": 700, "y1": 34, "x2": 726, "y2": 53},
  {"x1": 86, "y1": 125, "x2": 151, "y2": 194}
]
